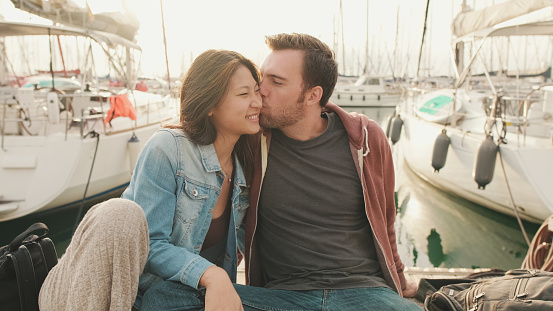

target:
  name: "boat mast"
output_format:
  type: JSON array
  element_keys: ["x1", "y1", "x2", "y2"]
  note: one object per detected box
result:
[
  {"x1": 455, "y1": 0, "x2": 468, "y2": 78},
  {"x1": 340, "y1": 0, "x2": 346, "y2": 75},
  {"x1": 392, "y1": 6, "x2": 399, "y2": 79},
  {"x1": 0, "y1": 3, "x2": 4, "y2": 85},
  {"x1": 160, "y1": 0, "x2": 171, "y2": 91},
  {"x1": 0, "y1": 39, "x2": 5, "y2": 86},
  {"x1": 416, "y1": 0, "x2": 431, "y2": 81},
  {"x1": 364, "y1": 0, "x2": 369, "y2": 74}
]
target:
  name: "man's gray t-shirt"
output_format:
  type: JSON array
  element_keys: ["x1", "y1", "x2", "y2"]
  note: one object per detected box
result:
[{"x1": 256, "y1": 112, "x2": 389, "y2": 290}]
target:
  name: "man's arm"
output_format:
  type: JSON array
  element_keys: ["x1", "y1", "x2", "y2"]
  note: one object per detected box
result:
[{"x1": 373, "y1": 120, "x2": 416, "y2": 297}]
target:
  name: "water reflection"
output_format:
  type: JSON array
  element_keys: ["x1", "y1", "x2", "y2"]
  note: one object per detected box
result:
[
  {"x1": 427, "y1": 228, "x2": 445, "y2": 267},
  {"x1": 394, "y1": 158, "x2": 538, "y2": 270}
]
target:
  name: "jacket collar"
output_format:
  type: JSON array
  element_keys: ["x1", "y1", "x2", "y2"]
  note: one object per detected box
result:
[{"x1": 198, "y1": 144, "x2": 247, "y2": 187}]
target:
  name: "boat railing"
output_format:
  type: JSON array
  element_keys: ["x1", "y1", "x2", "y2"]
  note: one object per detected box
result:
[
  {"x1": 1, "y1": 89, "x2": 170, "y2": 150},
  {"x1": 481, "y1": 87, "x2": 553, "y2": 145}
]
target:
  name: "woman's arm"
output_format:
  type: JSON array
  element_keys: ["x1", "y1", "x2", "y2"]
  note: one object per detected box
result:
[{"x1": 122, "y1": 130, "x2": 213, "y2": 289}]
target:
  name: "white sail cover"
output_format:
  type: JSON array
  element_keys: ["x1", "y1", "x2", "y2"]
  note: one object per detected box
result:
[
  {"x1": 0, "y1": 21, "x2": 141, "y2": 50},
  {"x1": 9, "y1": 0, "x2": 139, "y2": 41},
  {"x1": 452, "y1": 0, "x2": 553, "y2": 37}
]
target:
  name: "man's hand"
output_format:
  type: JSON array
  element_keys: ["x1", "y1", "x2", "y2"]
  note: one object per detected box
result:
[
  {"x1": 402, "y1": 279, "x2": 418, "y2": 298},
  {"x1": 200, "y1": 266, "x2": 244, "y2": 311}
]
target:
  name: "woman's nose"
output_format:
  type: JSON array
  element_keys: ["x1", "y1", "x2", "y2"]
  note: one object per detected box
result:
[{"x1": 252, "y1": 92, "x2": 262, "y2": 107}]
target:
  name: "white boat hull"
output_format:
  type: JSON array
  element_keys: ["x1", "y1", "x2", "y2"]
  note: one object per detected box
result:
[
  {"x1": 0, "y1": 92, "x2": 179, "y2": 222},
  {"x1": 398, "y1": 113, "x2": 553, "y2": 223},
  {"x1": 330, "y1": 92, "x2": 400, "y2": 108}
]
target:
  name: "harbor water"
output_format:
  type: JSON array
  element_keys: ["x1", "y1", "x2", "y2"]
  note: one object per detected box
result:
[{"x1": 0, "y1": 106, "x2": 538, "y2": 270}]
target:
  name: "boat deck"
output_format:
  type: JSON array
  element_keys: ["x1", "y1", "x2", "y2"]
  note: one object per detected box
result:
[{"x1": 237, "y1": 265, "x2": 492, "y2": 309}]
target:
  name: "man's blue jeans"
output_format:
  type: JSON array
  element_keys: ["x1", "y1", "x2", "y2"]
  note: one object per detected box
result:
[{"x1": 140, "y1": 280, "x2": 421, "y2": 310}]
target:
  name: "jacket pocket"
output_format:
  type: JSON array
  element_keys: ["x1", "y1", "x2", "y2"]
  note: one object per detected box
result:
[
  {"x1": 183, "y1": 179, "x2": 210, "y2": 200},
  {"x1": 174, "y1": 179, "x2": 211, "y2": 239}
]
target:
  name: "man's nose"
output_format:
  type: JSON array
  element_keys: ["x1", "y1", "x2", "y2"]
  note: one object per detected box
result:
[{"x1": 259, "y1": 79, "x2": 267, "y2": 97}]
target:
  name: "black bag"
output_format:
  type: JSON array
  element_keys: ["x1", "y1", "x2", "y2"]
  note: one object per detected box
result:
[
  {"x1": 423, "y1": 269, "x2": 553, "y2": 311},
  {"x1": 0, "y1": 223, "x2": 58, "y2": 311}
]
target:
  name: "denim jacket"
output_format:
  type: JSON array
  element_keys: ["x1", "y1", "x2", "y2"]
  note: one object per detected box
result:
[{"x1": 121, "y1": 128, "x2": 249, "y2": 306}]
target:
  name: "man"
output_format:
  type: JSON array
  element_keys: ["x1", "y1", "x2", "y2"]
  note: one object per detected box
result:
[{"x1": 237, "y1": 33, "x2": 419, "y2": 310}]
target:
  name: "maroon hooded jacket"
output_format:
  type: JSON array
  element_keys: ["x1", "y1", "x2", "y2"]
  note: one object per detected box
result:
[{"x1": 243, "y1": 102, "x2": 407, "y2": 296}]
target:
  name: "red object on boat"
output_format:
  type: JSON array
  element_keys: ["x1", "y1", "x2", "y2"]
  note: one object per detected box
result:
[
  {"x1": 104, "y1": 94, "x2": 137, "y2": 124},
  {"x1": 135, "y1": 81, "x2": 148, "y2": 92}
]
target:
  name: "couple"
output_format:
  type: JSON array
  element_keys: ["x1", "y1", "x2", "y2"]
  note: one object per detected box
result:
[{"x1": 39, "y1": 33, "x2": 420, "y2": 311}]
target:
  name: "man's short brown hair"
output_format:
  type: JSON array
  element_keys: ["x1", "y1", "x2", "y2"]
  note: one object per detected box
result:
[{"x1": 265, "y1": 33, "x2": 338, "y2": 107}]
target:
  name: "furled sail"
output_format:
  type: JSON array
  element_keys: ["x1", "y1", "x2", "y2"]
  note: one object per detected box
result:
[
  {"x1": 9, "y1": 0, "x2": 139, "y2": 41},
  {"x1": 452, "y1": 0, "x2": 553, "y2": 38}
]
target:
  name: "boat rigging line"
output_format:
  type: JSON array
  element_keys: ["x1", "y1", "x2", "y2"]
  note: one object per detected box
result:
[
  {"x1": 72, "y1": 130, "x2": 100, "y2": 235},
  {"x1": 492, "y1": 102, "x2": 530, "y2": 246},
  {"x1": 497, "y1": 146, "x2": 531, "y2": 246}
]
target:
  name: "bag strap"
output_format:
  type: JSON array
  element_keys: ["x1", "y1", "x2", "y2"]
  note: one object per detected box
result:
[
  {"x1": 38, "y1": 238, "x2": 58, "y2": 271},
  {"x1": 9, "y1": 223, "x2": 48, "y2": 252},
  {"x1": 25, "y1": 242, "x2": 49, "y2": 292},
  {"x1": 10, "y1": 247, "x2": 39, "y2": 311}
]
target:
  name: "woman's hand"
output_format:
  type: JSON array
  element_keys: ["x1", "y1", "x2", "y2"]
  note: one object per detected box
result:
[{"x1": 200, "y1": 266, "x2": 244, "y2": 311}]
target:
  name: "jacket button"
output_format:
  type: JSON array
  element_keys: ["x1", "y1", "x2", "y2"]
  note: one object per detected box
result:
[{"x1": 192, "y1": 189, "x2": 198, "y2": 197}]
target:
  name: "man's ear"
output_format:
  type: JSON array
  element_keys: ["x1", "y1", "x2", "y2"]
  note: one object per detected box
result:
[{"x1": 306, "y1": 86, "x2": 323, "y2": 107}]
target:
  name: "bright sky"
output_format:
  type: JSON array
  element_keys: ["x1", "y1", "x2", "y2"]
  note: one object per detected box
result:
[{"x1": 0, "y1": 0, "x2": 506, "y2": 78}]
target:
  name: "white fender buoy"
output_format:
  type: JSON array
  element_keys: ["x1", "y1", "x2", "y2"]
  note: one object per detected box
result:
[
  {"x1": 127, "y1": 134, "x2": 141, "y2": 174},
  {"x1": 47, "y1": 92, "x2": 60, "y2": 124},
  {"x1": 390, "y1": 115, "x2": 403, "y2": 145},
  {"x1": 431, "y1": 129, "x2": 450, "y2": 172},
  {"x1": 473, "y1": 135, "x2": 498, "y2": 189}
]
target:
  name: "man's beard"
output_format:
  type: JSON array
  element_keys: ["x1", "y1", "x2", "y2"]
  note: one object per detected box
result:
[{"x1": 259, "y1": 92, "x2": 306, "y2": 129}]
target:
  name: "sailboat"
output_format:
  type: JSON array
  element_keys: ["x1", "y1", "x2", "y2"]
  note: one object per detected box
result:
[
  {"x1": 0, "y1": 13, "x2": 178, "y2": 221},
  {"x1": 331, "y1": 75, "x2": 400, "y2": 108},
  {"x1": 329, "y1": 0, "x2": 401, "y2": 109},
  {"x1": 394, "y1": 0, "x2": 553, "y2": 223}
]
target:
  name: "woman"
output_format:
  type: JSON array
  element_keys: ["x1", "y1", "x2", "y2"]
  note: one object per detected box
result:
[{"x1": 39, "y1": 50, "x2": 261, "y2": 311}]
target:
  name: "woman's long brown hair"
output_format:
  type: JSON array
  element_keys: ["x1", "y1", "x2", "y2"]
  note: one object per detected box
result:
[{"x1": 165, "y1": 49, "x2": 260, "y2": 186}]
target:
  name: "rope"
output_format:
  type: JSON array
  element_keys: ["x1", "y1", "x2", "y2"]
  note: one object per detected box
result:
[
  {"x1": 493, "y1": 102, "x2": 531, "y2": 246},
  {"x1": 521, "y1": 217, "x2": 553, "y2": 271},
  {"x1": 72, "y1": 130, "x2": 100, "y2": 235},
  {"x1": 497, "y1": 145, "x2": 531, "y2": 246}
]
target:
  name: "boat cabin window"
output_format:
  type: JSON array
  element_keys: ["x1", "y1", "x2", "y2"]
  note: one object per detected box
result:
[{"x1": 354, "y1": 77, "x2": 382, "y2": 87}]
